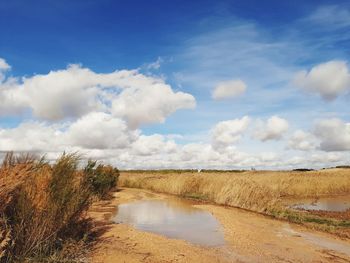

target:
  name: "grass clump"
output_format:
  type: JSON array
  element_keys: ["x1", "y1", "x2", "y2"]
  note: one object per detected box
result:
[
  {"x1": 84, "y1": 160, "x2": 119, "y2": 199},
  {"x1": 0, "y1": 152, "x2": 119, "y2": 263}
]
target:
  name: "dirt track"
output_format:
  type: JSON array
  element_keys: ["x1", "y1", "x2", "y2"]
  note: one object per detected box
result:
[{"x1": 88, "y1": 188, "x2": 350, "y2": 263}]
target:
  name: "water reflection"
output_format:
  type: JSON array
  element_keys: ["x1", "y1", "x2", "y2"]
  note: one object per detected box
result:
[
  {"x1": 113, "y1": 199, "x2": 225, "y2": 246},
  {"x1": 291, "y1": 196, "x2": 350, "y2": 212}
]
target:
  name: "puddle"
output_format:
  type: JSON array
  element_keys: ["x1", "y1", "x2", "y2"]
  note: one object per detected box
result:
[
  {"x1": 113, "y1": 199, "x2": 225, "y2": 246},
  {"x1": 290, "y1": 196, "x2": 350, "y2": 212}
]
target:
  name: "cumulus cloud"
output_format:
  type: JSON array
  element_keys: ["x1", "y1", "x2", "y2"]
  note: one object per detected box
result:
[
  {"x1": 212, "y1": 79, "x2": 246, "y2": 100},
  {"x1": 294, "y1": 60, "x2": 350, "y2": 101},
  {"x1": 0, "y1": 121, "x2": 65, "y2": 152},
  {"x1": 111, "y1": 81, "x2": 195, "y2": 128},
  {"x1": 0, "y1": 58, "x2": 10, "y2": 71},
  {"x1": 131, "y1": 134, "x2": 177, "y2": 156},
  {"x1": 0, "y1": 59, "x2": 197, "y2": 166},
  {"x1": 0, "y1": 61, "x2": 195, "y2": 127},
  {"x1": 254, "y1": 116, "x2": 289, "y2": 141},
  {"x1": 313, "y1": 118, "x2": 350, "y2": 151},
  {"x1": 67, "y1": 112, "x2": 138, "y2": 149},
  {"x1": 288, "y1": 130, "x2": 317, "y2": 151},
  {"x1": 1, "y1": 116, "x2": 348, "y2": 170},
  {"x1": 181, "y1": 143, "x2": 221, "y2": 163},
  {"x1": 1, "y1": 58, "x2": 349, "y2": 170},
  {"x1": 309, "y1": 152, "x2": 343, "y2": 163},
  {"x1": 0, "y1": 113, "x2": 138, "y2": 152},
  {"x1": 211, "y1": 116, "x2": 250, "y2": 150}
]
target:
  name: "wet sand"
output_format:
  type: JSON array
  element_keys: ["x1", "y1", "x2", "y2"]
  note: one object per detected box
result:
[{"x1": 88, "y1": 188, "x2": 350, "y2": 263}]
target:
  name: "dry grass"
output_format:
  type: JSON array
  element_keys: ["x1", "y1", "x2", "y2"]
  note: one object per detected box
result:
[
  {"x1": 0, "y1": 153, "x2": 119, "y2": 262},
  {"x1": 120, "y1": 169, "x2": 350, "y2": 209},
  {"x1": 0, "y1": 153, "x2": 38, "y2": 261}
]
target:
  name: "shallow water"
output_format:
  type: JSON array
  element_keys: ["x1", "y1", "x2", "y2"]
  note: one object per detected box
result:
[
  {"x1": 290, "y1": 196, "x2": 350, "y2": 212},
  {"x1": 282, "y1": 225, "x2": 350, "y2": 257},
  {"x1": 113, "y1": 199, "x2": 225, "y2": 246}
]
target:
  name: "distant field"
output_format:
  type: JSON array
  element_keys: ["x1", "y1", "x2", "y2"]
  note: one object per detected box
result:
[{"x1": 119, "y1": 169, "x2": 350, "y2": 237}]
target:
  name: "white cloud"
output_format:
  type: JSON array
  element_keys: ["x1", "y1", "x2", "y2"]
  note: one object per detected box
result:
[
  {"x1": 294, "y1": 60, "x2": 350, "y2": 101},
  {"x1": 314, "y1": 118, "x2": 350, "y2": 151},
  {"x1": 0, "y1": 79, "x2": 26, "y2": 115},
  {"x1": 1, "y1": 116, "x2": 348, "y2": 170},
  {"x1": 0, "y1": 58, "x2": 10, "y2": 71},
  {"x1": 1, "y1": 57, "x2": 349, "y2": 170},
  {"x1": 0, "y1": 61, "x2": 196, "y2": 127},
  {"x1": 131, "y1": 134, "x2": 177, "y2": 156},
  {"x1": 67, "y1": 112, "x2": 138, "y2": 149},
  {"x1": 254, "y1": 116, "x2": 289, "y2": 141},
  {"x1": 0, "y1": 58, "x2": 11, "y2": 82},
  {"x1": 180, "y1": 143, "x2": 220, "y2": 163},
  {"x1": 111, "y1": 81, "x2": 195, "y2": 128},
  {"x1": 212, "y1": 79, "x2": 246, "y2": 100},
  {"x1": 0, "y1": 114, "x2": 138, "y2": 152},
  {"x1": 288, "y1": 130, "x2": 317, "y2": 151},
  {"x1": 146, "y1": 57, "x2": 163, "y2": 70},
  {"x1": 0, "y1": 121, "x2": 64, "y2": 152},
  {"x1": 309, "y1": 152, "x2": 343, "y2": 163},
  {"x1": 211, "y1": 116, "x2": 250, "y2": 150}
]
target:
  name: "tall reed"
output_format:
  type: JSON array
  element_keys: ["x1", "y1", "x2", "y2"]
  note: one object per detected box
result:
[
  {"x1": 120, "y1": 169, "x2": 350, "y2": 212},
  {"x1": 0, "y1": 153, "x2": 119, "y2": 262}
]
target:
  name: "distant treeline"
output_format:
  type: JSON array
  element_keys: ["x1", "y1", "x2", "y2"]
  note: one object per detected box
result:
[
  {"x1": 335, "y1": 165, "x2": 350, "y2": 169},
  {"x1": 122, "y1": 165, "x2": 350, "y2": 173},
  {"x1": 121, "y1": 169, "x2": 247, "y2": 174},
  {"x1": 292, "y1": 168, "x2": 314, "y2": 172}
]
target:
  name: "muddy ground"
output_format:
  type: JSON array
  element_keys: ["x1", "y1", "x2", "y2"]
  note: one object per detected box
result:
[{"x1": 88, "y1": 188, "x2": 350, "y2": 263}]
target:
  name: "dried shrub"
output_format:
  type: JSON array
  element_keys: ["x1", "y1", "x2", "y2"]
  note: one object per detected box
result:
[{"x1": 0, "y1": 152, "x2": 117, "y2": 262}]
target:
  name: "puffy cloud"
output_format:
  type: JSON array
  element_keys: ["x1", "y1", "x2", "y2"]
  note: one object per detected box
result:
[
  {"x1": 254, "y1": 116, "x2": 289, "y2": 141},
  {"x1": 314, "y1": 118, "x2": 350, "y2": 151},
  {"x1": 211, "y1": 116, "x2": 250, "y2": 150},
  {"x1": 212, "y1": 79, "x2": 246, "y2": 100},
  {"x1": 1, "y1": 58, "x2": 349, "y2": 170},
  {"x1": 180, "y1": 143, "x2": 221, "y2": 163},
  {"x1": 0, "y1": 58, "x2": 10, "y2": 71},
  {"x1": 0, "y1": 79, "x2": 26, "y2": 115},
  {"x1": 0, "y1": 61, "x2": 195, "y2": 127},
  {"x1": 131, "y1": 134, "x2": 177, "y2": 156},
  {"x1": 111, "y1": 81, "x2": 195, "y2": 128},
  {"x1": 0, "y1": 122, "x2": 65, "y2": 152},
  {"x1": 67, "y1": 112, "x2": 138, "y2": 149},
  {"x1": 309, "y1": 152, "x2": 343, "y2": 163},
  {"x1": 1, "y1": 117, "x2": 348, "y2": 170},
  {"x1": 0, "y1": 114, "x2": 138, "y2": 152},
  {"x1": 288, "y1": 130, "x2": 317, "y2": 151},
  {"x1": 294, "y1": 60, "x2": 350, "y2": 101}
]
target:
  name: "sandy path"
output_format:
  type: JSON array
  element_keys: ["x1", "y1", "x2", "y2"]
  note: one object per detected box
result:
[{"x1": 88, "y1": 188, "x2": 350, "y2": 263}]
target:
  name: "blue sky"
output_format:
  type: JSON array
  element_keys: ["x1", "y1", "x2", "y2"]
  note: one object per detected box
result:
[{"x1": 0, "y1": 0, "x2": 350, "y2": 169}]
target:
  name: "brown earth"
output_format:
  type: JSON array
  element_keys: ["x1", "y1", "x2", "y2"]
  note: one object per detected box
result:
[
  {"x1": 308, "y1": 209, "x2": 350, "y2": 220},
  {"x1": 88, "y1": 188, "x2": 350, "y2": 263}
]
